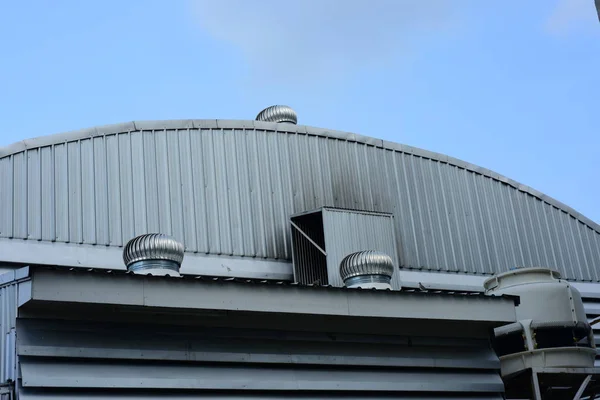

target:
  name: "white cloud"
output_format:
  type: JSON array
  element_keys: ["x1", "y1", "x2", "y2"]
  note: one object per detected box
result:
[
  {"x1": 545, "y1": 0, "x2": 598, "y2": 35},
  {"x1": 188, "y1": 0, "x2": 464, "y2": 84}
]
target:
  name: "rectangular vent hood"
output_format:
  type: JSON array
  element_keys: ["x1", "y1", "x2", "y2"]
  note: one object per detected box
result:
[{"x1": 290, "y1": 207, "x2": 401, "y2": 289}]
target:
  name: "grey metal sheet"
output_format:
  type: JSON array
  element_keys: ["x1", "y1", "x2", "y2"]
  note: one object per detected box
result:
[
  {"x1": 20, "y1": 358, "x2": 505, "y2": 392},
  {"x1": 1, "y1": 122, "x2": 598, "y2": 281},
  {"x1": 0, "y1": 238, "x2": 293, "y2": 280},
  {"x1": 0, "y1": 156, "x2": 13, "y2": 239},
  {"x1": 321, "y1": 208, "x2": 400, "y2": 288},
  {"x1": 16, "y1": 318, "x2": 500, "y2": 369},
  {"x1": 0, "y1": 279, "x2": 18, "y2": 384},
  {"x1": 27, "y1": 268, "x2": 517, "y2": 324},
  {"x1": 18, "y1": 392, "x2": 505, "y2": 400}
]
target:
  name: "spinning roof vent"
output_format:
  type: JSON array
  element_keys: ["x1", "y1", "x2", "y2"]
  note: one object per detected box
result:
[
  {"x1": 256, "y1": 105, "x2": 297, "y2": 124},
  {"x1": 339, "y1": 250, "x2": 395, "y2": 290},
  {"x1": 123, "y1": 233, "x2": 184, "y2": 277},
  {"x1": 484, "y1": 267, "x2": 595, "y2": 378}
]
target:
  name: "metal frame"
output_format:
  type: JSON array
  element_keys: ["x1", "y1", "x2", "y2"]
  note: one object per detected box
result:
[{"x1": 505, "y1": 367, "x2": 600, "y2": 400}]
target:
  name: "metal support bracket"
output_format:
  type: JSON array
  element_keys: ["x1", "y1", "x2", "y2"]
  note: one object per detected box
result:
[{"x1": 573, "y1": 374, "x2": 592, "y2": 400}]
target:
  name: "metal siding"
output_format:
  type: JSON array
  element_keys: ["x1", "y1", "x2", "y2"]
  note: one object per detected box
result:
[
  {"x1": 225, "y1": 130, "x2": 243, "y2": 256},
  {"x1": 19, "y1": 394, "x2": 504, "y2": 400},
  {"x1": 466, "y1": 171, "x2": 491, "y2": 274},
  {"x1": 142, "y1": 130, "x2": 160, "y2": 234},
  {"x1": 550, "y1": 207, "x2": 570, "y2": 276},
  {"x1": 588, "y1": 226, "x2": 600, "y2": 281},
  {"x1": 155, "y1": 130, "x2": 172, "y2": 236},
  {"x1": 412, "y1": 157, "x2": 435, "y2": 269},
  {"x1": 427, "y1": 161, "x2": 450, "y2": 271},
  {"x1": 521, "y1": 192, "x2": 541, "y2": 267},
  {"x1": 578, "y1": 223, "x2": 595, "y2": 281},
  {"x1": 106, "y1": 134, "x2": 122, "y2": 246},
  {"x1": 449, "y1": 165, "x2": 470, "y2": 273},
  {"x1": 0, "y1": 157, "x2": 13, "y2": 238},
  {"x1": 257, "y1": 131, "x2": 274, "y2": 257},
  {"x1": 202, "y1": 129, "x2": 219, "y2": 254},
  {"x1": 261, "y1": 132, "x2": 276, "y2": 258},
  {"x1": 80, "y1": 139, "x2": 95, "y2": 244},
  {"x1": 190, "y1": 129, "x2": 209, "y2": 253},
  {"x1": 20, "y1": 360, "x2": 503, "y2": 392},
  {"x1": 269, "y1": 132, "x2": 287, "y2": 258},
  {"x1": 53, "y1": 144, "x2": 68, "y2": 242},
  {"x1": 130, "y1": 131, "x2": 147, "y2": 235},
  {"x1": 26, "y1": 149, "x2": 41, "y2": 241},
  {"x1": 322, "y1": 209, "x2": 400, "y2": 289},
  {"x1": 435, "y1": 162, "x2": 458, "y2": 271},
  {"x1": 13, "y1": 152, "x2": 27, "y2": 239},
  {"x1": 505, "y1": 186, "x2": 525, "y2": 267},
  {"x1": 540, "y1": 200, "x2": 559, "y2": 269},
  {"x1": 459, "y1": 168, "x2": 480, "y2": 274},
  {"x1": 118, "y1": 133, "x2": 135, "y2": 244},
  {"x1": 179, "y1": 129, "x2": 198, "y2": 252},
  {"x1": 168, "y1": 130, "x2": 185, "y2": 246},
  {"x1": 403, "y1": 153, "x2": 425, "y2": 268},
  {"x1": 40, "y1": 146, "x2": 54, "y2": 241},
  {"x1": 0, "y1": 281, "x2": 18, "y2": 385},
  {"x1": 234, "y1": 130, "x2": 254, "y2": 256},
  {"x1": 1, "y1": 125, "x2": 599, "y2": 281},
  {"x1": 16, "y1": 318, "x2": 505, "y2": 397},
  {"x1": 247, "y1": 130, "x2": 266, "y2": 257},
  {"x1": 67, "y1": 141, "x2": 82, "y2": 243}
]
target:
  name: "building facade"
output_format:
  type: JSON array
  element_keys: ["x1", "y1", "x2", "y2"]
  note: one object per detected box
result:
[{"x1": 0, "y1": 112, "x2": 598, "y2": 398}]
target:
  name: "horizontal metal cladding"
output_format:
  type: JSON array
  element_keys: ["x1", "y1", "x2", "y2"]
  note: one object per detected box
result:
[
  {"x1": 16, "y1": 318, "x2": 505, "y2": 397},
  {"x1": 0, "y1": 273, "x2": 18, "y2": 385},
  {"x1": 1, "y1": 120, "x2": 599, "y2": 281}
]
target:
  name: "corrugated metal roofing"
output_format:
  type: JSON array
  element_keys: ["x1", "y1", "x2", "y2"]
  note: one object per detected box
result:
[{"x1": 1, "y1": 120, "x2": 599, "y2": 281}]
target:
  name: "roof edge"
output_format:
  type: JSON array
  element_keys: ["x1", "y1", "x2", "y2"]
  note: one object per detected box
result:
[
  {"x1": 28, "y1": 266, "x2": 517, "y2": 324},
  {"x1": 1, "y1": 119, "x2": 598, "y2": 233}
]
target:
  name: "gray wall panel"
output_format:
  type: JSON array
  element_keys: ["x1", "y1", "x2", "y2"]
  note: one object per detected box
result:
[
  {"x1": 18, "y1": 392, "x2": 504, "y2": 400},
  {"x1": 16, "y1": 318, "x2": 505, "y2": 396},
  {"x1": 0, "y1": 157, "x2": 13, "y2": 238},
  {"x1": 26, "y1": 149, "x2": 41, "y2": 241},
  {"x1": 40, "y1": 146, "x2": 54, "y2": 242},
  {"x1": 67, "y1": 141, "x2": 82, "y2": 243},
  {"x1": 13, "y1": 152, "x2": 27, "y2": 239},
  {"x1": 1, "y1": 123, "x2": 599, "y2": 281},
  {"x1": 321, "y1": 209, "x2": 400, "y2": 289},
  {"x1": 0, "y1": 280, "x2": 18, "y2": 384}
]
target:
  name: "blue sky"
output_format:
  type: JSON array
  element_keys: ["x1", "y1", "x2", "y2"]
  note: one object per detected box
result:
[{"x1": 0, "y1": 0, "x2": 598, "y2": 223}]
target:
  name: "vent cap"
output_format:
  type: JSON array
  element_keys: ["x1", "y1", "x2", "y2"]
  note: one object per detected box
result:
[
  {"x1": 256, "y1": 105, "x2": 297, "y2": 124},
  {"x1": 123, "y1": 233, "x2": 184, "y2": 276},
  {"x1": 339, "y1": 250, "x2": 394, "y2": 289}
]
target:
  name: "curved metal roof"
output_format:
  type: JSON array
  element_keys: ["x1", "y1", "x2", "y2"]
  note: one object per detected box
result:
[
  {"x1": 1, "y1": 119, "x2": 595, "y2": 232},
  {"x1": 1, "y1": 119, "x2": 599, "y2": 281}
]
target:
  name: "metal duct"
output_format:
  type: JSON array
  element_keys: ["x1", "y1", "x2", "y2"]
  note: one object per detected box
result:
[
  {"x1": 123, "y1": 233, "x2": 184, "y2": 276},
  {"x1": 255, "y1": 105, "x2": 298, "y2": 124},
  {"x1": 339, "y1": 250, "x2": 395, "y2": 290}
]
